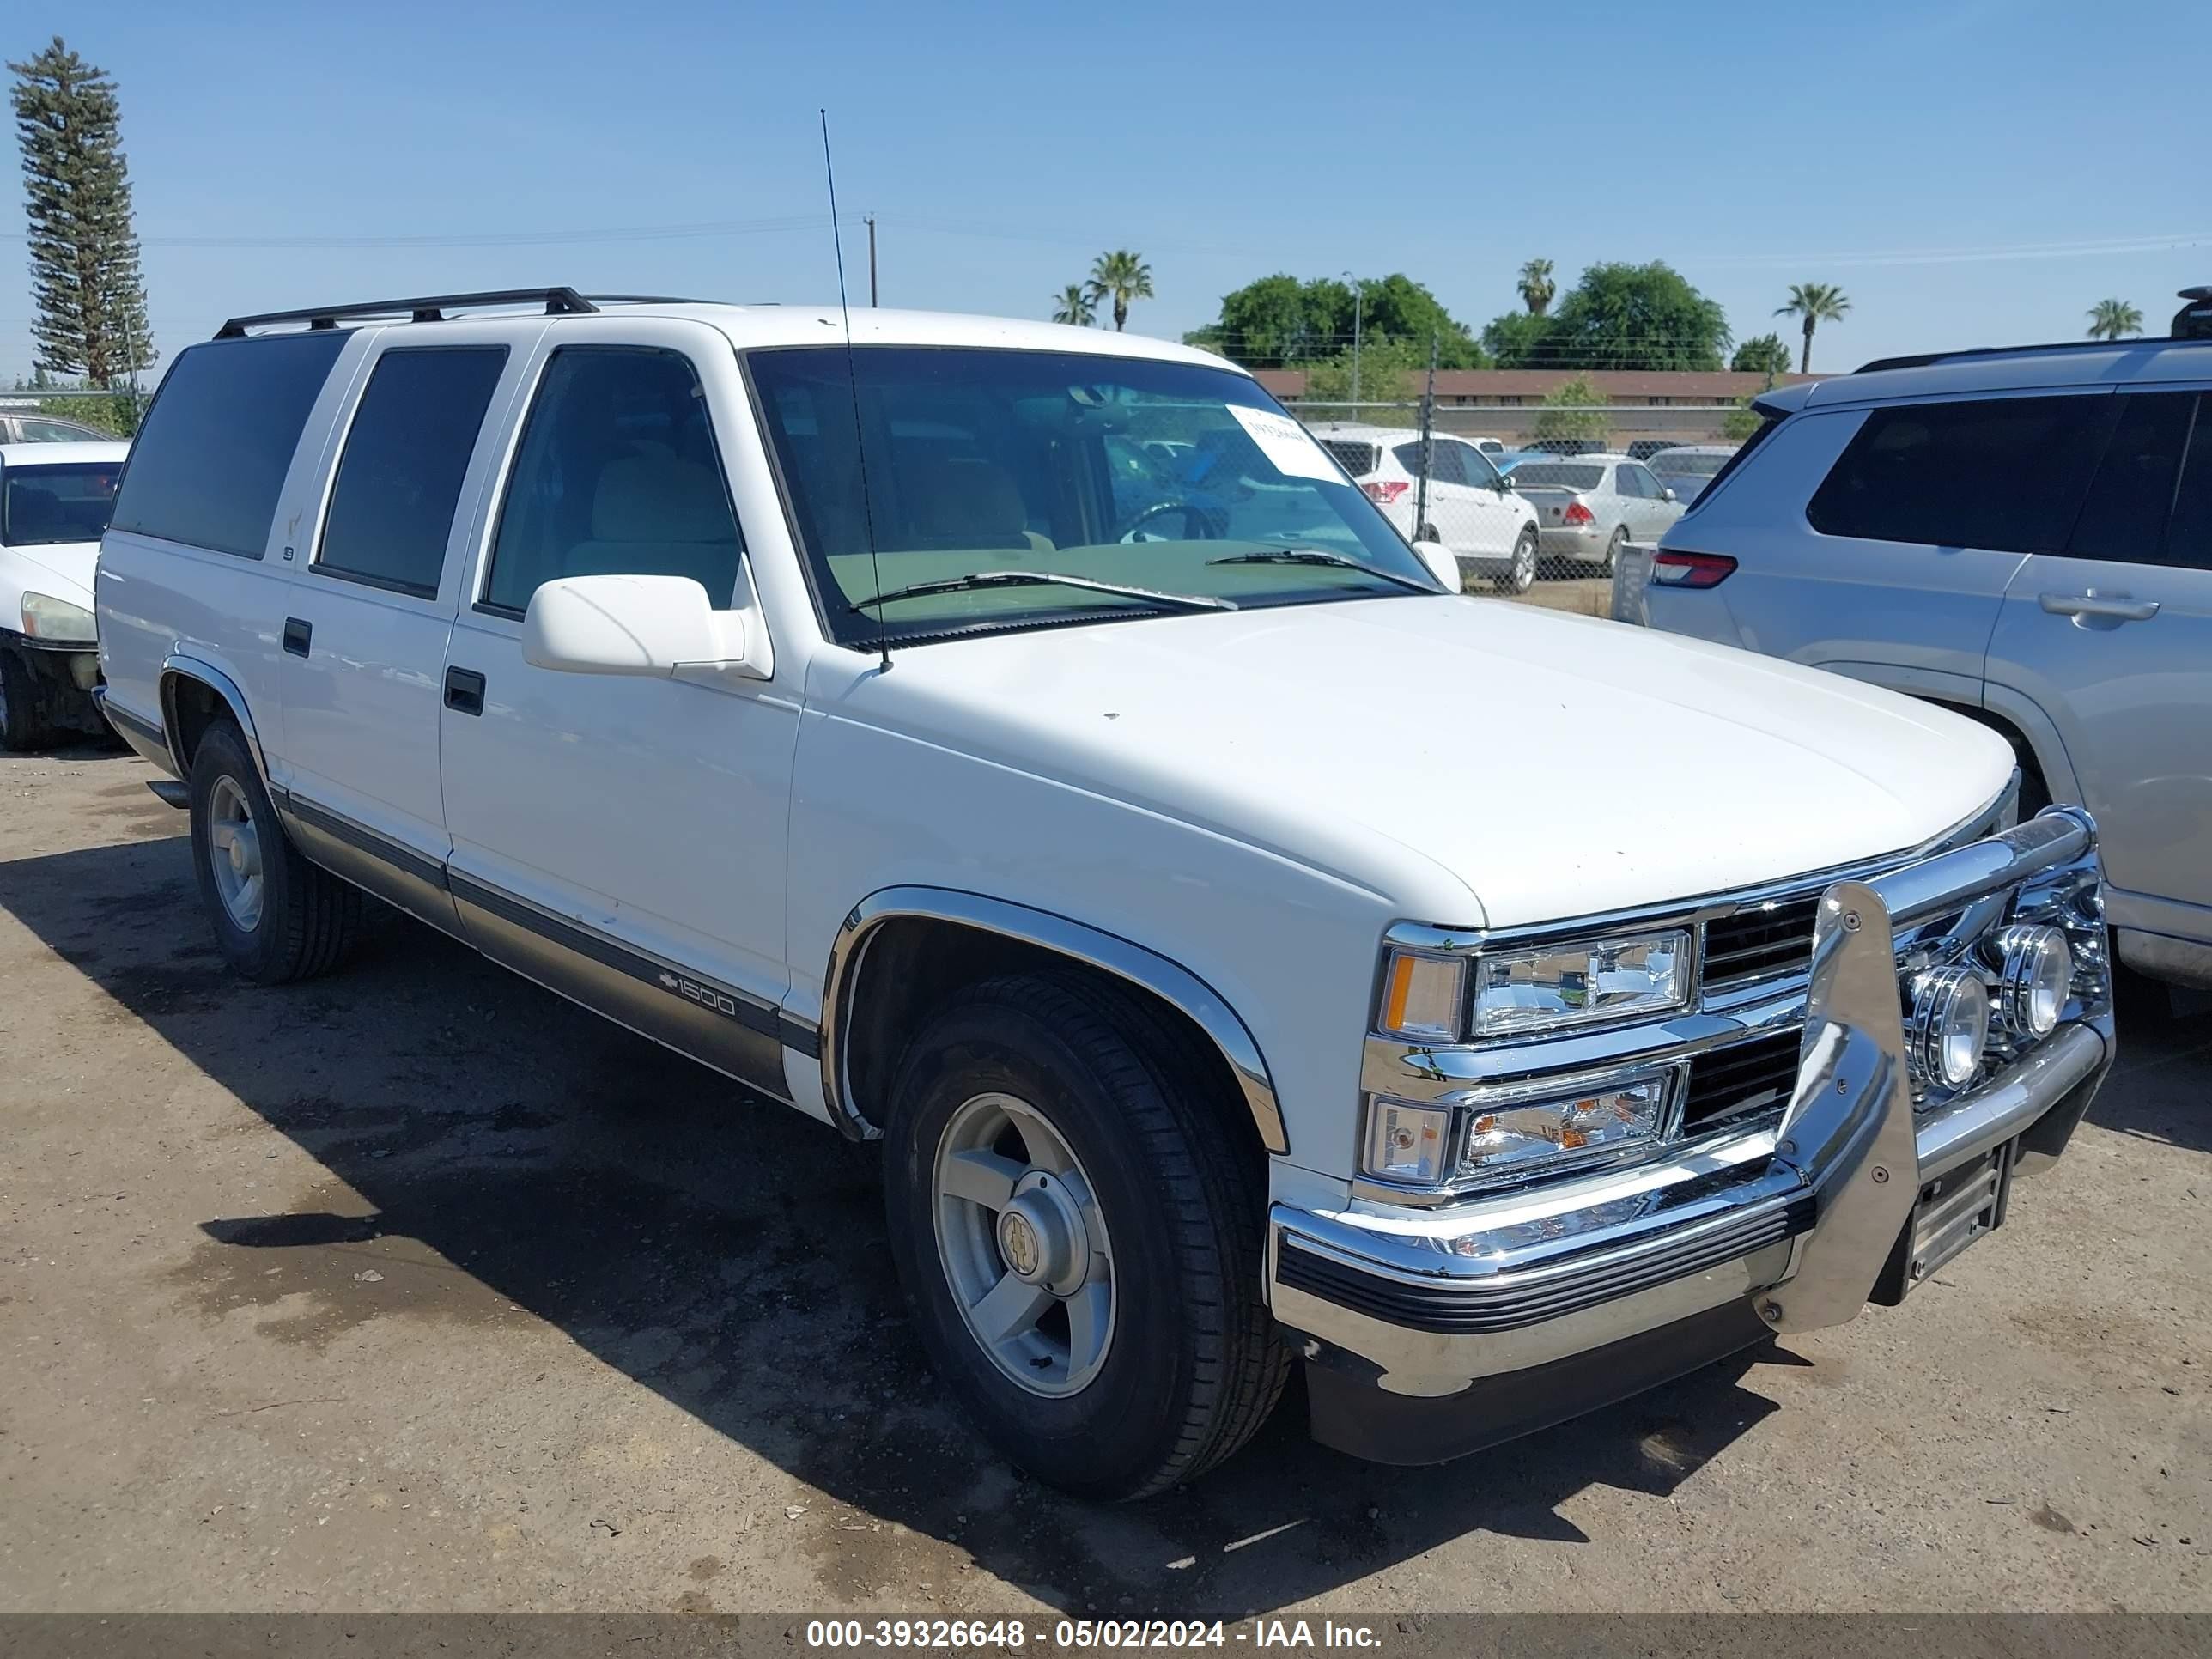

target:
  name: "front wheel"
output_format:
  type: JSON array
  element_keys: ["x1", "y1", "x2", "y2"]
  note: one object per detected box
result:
[
  {"x1": 882, "y1": 971, "x2": 1289, "y2": 1499},
  {"x1": 1494, "y1": 526, "x2": 1538, "y2": 593}
]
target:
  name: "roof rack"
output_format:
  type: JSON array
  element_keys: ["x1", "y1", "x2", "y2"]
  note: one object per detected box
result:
[
  {"x1": 214, "y1": 286, "x2": 601, "y2": 340},
  {"x1": 1857, "y1": 291, "x2": 2212, "y2": 374}
]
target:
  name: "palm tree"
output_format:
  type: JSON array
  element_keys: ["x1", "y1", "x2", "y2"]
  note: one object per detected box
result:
[
  {"x1": 1517, "y1": 258, "x2": 1556, "y2": 317},
  {"x1": 2085, "y1": 298, "x2": 2143, "y2": 341},
  {"x1": 1085, "y1": 250, "x2": 1154, "y2": 332},
  {"x1": 1775, "y1": 282, "x2": 1851, "y2": 373},
  {"x1": 1051, "y1": 283, "x2": 1096, "y2": 327}
]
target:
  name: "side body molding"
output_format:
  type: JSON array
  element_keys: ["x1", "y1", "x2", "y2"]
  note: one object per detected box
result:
[
  {"x1": 820, "y1": 886, "x2": 1290, "y2": 1156},
  {"x1": 159, "y1": 653, "x2": 272, "y2": 789}
]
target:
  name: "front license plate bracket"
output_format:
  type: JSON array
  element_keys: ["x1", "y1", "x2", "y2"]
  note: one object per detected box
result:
[{"x1": 1870, "y1": 1139, "x2": 2017, "y2": 1306}]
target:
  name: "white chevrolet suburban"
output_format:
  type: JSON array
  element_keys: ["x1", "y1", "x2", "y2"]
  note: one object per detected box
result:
[{"x1": 95, "y1": 288, "x2": 2115, "y2": 1499}]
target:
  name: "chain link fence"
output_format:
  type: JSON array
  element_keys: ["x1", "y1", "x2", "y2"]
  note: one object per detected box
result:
[{"x1": 1292, "y1": 399, "x2": 1742, "y2": 611}]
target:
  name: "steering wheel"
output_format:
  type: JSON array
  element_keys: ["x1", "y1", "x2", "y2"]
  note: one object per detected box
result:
[{"x1": 1116, "y1": 500, "x2": 1226, "y2": 544}]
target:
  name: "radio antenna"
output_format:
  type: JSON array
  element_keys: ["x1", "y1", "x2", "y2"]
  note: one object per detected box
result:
[{"x1": 820, "y1": 109, "x2": 890, "y2": 674}]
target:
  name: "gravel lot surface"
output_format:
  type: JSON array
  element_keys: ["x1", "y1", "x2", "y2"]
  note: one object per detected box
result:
[{"x1": 3, "y1": 746, "x2": 2207, "y2": 1614}]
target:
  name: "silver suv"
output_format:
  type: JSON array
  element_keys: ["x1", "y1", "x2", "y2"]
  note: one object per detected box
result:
[{"x1": 1624, "y1": 320, "x2": 2211, "y2": 990}]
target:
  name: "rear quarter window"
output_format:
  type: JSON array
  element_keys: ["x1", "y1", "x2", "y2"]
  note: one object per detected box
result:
[
  {"x1": 1805, "y1": 394, "x2": 2108, "y2": 553},
  {"x1": 109, "y1": 331, "x2": 350, "y2": 558}
]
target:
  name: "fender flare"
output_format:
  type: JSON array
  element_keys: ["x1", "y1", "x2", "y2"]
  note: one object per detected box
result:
[
  {"x1": 159, "y1": 653, "x2": 275, "y2": 792},
  {"x1": 819, "y1": 885, "x2": 1288, "y2": 1155}
]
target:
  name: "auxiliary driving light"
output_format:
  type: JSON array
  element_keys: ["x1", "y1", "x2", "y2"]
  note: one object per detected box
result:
[
  {"x1": 1995, "y1": 924, "x2": 2072, "y2": 1038},
  {"x1": 1909, "y1": 966, "x2": 1991, "y2": 1091}
]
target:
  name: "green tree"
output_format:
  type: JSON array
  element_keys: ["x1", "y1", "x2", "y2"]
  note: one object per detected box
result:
[
  {"x1": 1050, "y1": 283, "x2": 1096, "y2": 326},
  {"x1": 1085, "y1": 249, "x2": 1154, "y2": 332},
  {"x1": 1720, "y1": 398, "x2": 1765, "y2": 442},
  {"x1": 1481, "y1": 310, "x2": 1556, "y2": 368},
  {"x1": 1730, "y1": 332, "x2": 1792, "y2": 379},
  {"x1": 1516, "y1": 258, "x2": 1556, "y2": 317},
  {"x1": 1298, "y1": 336, "x2": 1422, "y2": 416},
  {"x1": 1544, "y1": 262, "x2": 1730, "y2": 371},
  {"x1": 1530, "y1": 375, "x2": 1610, "y2": 444},
  {"x1": 1775, "y1": 282, "x2": 1850, "y2": 373},
  {"x1": 9, "y1": 38, "x2": 153, "y2": 386},
  {"x1": 2085, "y1": 298, "x2": 2142, "y2": 341},
  {"x1": 1189, "y1": 272, "x2": 1486, "y2": 369}
]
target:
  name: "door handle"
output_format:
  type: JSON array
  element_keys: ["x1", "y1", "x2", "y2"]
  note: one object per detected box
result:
[
  {"x1": 282, "y1": 617, "x2": 312, "y2": 658},
  {"x1": 2039, "y1": 592, "x2": 2160, "y2": 623},
  {"x1": 444, "y1": 666, "x2": 486, "y2": 715}
]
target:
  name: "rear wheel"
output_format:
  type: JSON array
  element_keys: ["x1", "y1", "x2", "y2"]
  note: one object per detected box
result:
[
  {"x1": 189, "y1": 720, "x2": 362, "y2": 984},
  {"x1": 1601, "y1": 525, "x2": 1628, "y2": 575},
  {"x1": 1494, "y1": 526, "x2": 1538, "y2": 593},
  {"x1": 0, "y1": 649, "x2": 49, "y2": 751},
  {"x1": 882, "y1": 970, "x2": 1289, "y2": 1499}
]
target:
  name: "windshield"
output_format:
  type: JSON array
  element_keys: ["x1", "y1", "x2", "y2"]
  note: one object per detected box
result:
[
  {"x1": 1650, "y1": 451, "x2": 1730, "y2": 478},
  {"x1": 1510, "y1": 463, "x2": 1606, "y2": 490},
  {"x1": 3, "y1": 461, "x2": 121, "y2": 546},
  {"x1": 748, "y1": 347, "x2": 1438, "y2": 646}
]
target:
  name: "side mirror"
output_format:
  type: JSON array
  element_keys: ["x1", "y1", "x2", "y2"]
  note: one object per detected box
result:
[
  {"x1": 521, "y1": 574, "x2": 765, "y2": 679},
  {"x1": 1410, "y1": 538, "x2": 1462, "y2": 592},
  {"x1": 1661, "y1": 486, "x2": 1679, "y2": 503}
]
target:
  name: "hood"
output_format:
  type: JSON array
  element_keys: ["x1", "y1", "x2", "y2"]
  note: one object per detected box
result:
[
  {"x1": 841, "y1": 596, "x2": 2015, "y2": 928},
  {"x1": 3, "y1": 539, "x2": 97, "y2": 607}
]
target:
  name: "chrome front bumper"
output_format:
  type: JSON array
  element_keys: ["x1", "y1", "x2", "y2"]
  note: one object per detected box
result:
[{"x1": 1270, "y1": 808, "x2": 2114, "y2": 1407}]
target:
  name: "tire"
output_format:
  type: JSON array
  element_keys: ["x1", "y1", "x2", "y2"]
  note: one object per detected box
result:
[
  {"x1": 189, "y1": 720, "x2": 362, "y2": 984},
  {"x1": 1493, "y1": 526, "x2": 1538, "y2": 594},
  {"x1": 882, "y1": 969, "x2": 1290, "y2": 1500},
  {"x1": 0, "y1": 648, "x2": 49, "y2": 751},
  {"x1": 1601, "y1": 525, "x2": 1628, "y2": 575}
]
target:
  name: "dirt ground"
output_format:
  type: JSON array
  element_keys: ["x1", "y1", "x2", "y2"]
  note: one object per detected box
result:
[{"x1": 2, "y1": 745, "x2": 2207, "y2": 1615}]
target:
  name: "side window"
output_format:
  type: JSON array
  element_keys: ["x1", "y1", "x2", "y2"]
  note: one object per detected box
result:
[
  {"x1": 1805, "y1": 394, "x2": 2108, "y2": 554},
  {"x1": 2160, "y1": 394, "x2": 2212, "y2": 572},
  {"x1": 483, "y1": 347, "x2": 743, "y2": 616},
  {"x1": 1612, "y1": 465, "x2": 1644, "y2": 499},
  {"x1": 20, "y1": 418, "x2": 97, "y2": 442},
  {"x1": 109, "y1": 331, "x2": 350, "y2": 557},
  {"x1": 1458, "y1": 441, "x2": 1503, "y2": 489},
  {"x1": 2065, "y1": 392, "x2": 2193, "y2": 567},
  {"x1": 1626, "y1": 464, "x2": 1663, "y2": 497},
  {"x1": 317, "y1": 347, "x2": 509, "y2": 598},
  {"x1": 1393, "y1": 440, "x2": 1464, "y2": 485}
]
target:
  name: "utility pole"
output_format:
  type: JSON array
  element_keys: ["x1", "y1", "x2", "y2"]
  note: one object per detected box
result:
[
  {"x1": 1413, "y1": 331, "x2": 1438, "y2": 535},
  {"x1": 866, "y1": 216, "x2": 878, "y2": 307},
  {"x1": 1343, "y1": 271, "x2": 1364, "y2": 404}
]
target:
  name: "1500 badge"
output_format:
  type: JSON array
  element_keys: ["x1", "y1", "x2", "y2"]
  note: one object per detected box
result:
[{"x1": 658, "y1": 969, "x2": 740, "y2": 1018}]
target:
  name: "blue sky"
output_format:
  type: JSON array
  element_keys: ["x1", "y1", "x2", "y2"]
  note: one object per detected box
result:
[{"x1": 5, "y1": 0, "x2": 2207, "y2": 381}]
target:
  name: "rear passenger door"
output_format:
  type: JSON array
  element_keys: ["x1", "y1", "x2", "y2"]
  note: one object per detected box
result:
[
  {"x1": 437, "y1": 320, "x2": 799, "y2": 1097},
  {"x1": 277, "y1": 330, "x2": 534, "y2": 930},
  {"x1": 1985, "y1": 386, "x2": 2212, "y2": 929}
]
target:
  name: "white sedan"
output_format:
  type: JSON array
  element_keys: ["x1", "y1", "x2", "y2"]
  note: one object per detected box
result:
[{"x1": 1, "y1": 441, "x2": 127, "y2": 748}]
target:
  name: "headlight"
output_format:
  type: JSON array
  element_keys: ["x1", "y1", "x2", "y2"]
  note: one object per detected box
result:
[
  {"x1": 1458, "y1": 1069, "x2": 1674, "y2": 1182},
  {"x1": 21, "y1": 592, "x2": 96, "y2": 644},
  {"x1": 1995, "y1": 924, "x2": 2071, "y2": 1038},
  {"x1": 1376, "y1": 950, "x2": 1466, "y2": 1042},
  {"x1": 1468, "y1": 930, "x2": 1689, "y2": 1037},
  {"x1": 1362, "y1": 1099, "x2": 1452, "y2": 1185},
  {"x1": 1909, "y1": 966, "x2": 1990, "y2": 1090}
]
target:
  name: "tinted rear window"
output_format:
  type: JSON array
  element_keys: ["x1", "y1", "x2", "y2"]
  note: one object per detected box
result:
[
  {"x1": 1806, "y1": 394, "x2": 2107, "y2": 553},
  {"x1": 2154, "y1": 393, "x2": 2211, "y2": 572},
  {"x1": 1319, "y1": 440, "x2": 1380, "y2": 476},
  {"x1": 316, "y1": 347, "x2": 509, "y2": 597},
  {"x1": 110, "y1": 331, "x2": 349, "y2": 557},
  {"x1": 1512, "y1": 463, "x2": 1605, "y2": 489}
]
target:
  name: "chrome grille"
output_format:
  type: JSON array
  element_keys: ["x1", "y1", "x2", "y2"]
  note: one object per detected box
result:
[
  {"x1": 1702, "y1": 893, "x2": 1823, "y2": 988},
  {"x1": 1680, "y1": 1028, "x2": 1802, "y2": 1134}
]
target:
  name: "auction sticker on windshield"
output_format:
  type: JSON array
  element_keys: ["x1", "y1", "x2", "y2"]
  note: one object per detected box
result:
[{"x1": 1226, "y1": 404, "x2": 1341, "y2": 483}]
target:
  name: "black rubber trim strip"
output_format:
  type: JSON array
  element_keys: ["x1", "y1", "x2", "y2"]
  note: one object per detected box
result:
[
  {"x1": 445, "y1": 871, "x2": 784, "y2": 1042},
  {"x1": 1276, "y1": 1194, "x2": 1813, "y2": 1337},
  {"x1": 102, "y1": 698, "x2": 168, "y2": 750},
  {"x1": 778, "y1": 1016, "x2": 823, "y2": 1060},
  {"x1": 285, "y1": 795, "x2": 450, "y2": 891}
]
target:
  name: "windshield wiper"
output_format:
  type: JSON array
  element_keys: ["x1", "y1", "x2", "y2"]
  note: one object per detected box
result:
[
  {"x1": 848, "y1": 569, "x2": 1236, "y2": 615},
  {"x1": 1206, "y1": 548, "x2": 1441, "y2": 594}
]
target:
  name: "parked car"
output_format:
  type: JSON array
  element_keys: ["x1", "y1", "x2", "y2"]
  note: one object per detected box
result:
[
  {"x1": 98, "y1": 288, "x2": 2113, "y2": 1498},
  {"x1": 1305, "y1": 422, "x2": 1540, "y2": 591},
  {"x1": 0, "y1": 440, "x2": 127, "y2": 747},
  {"x1": 1509, "y1": 452, "x2": 1686, "y2": 572},
  {"x1": 0, "y1": 402, "x2": 113, "y2": 444},
  {"x1": 1628, "y1": 330, "x2": 2212, "y2": 991},
  {"x1": 1626, "y1": 438, "x2": 1687, "y2": 463},
  {"x1": 1645, "y1": 443, "x2": 1739, "y2": 507}
]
